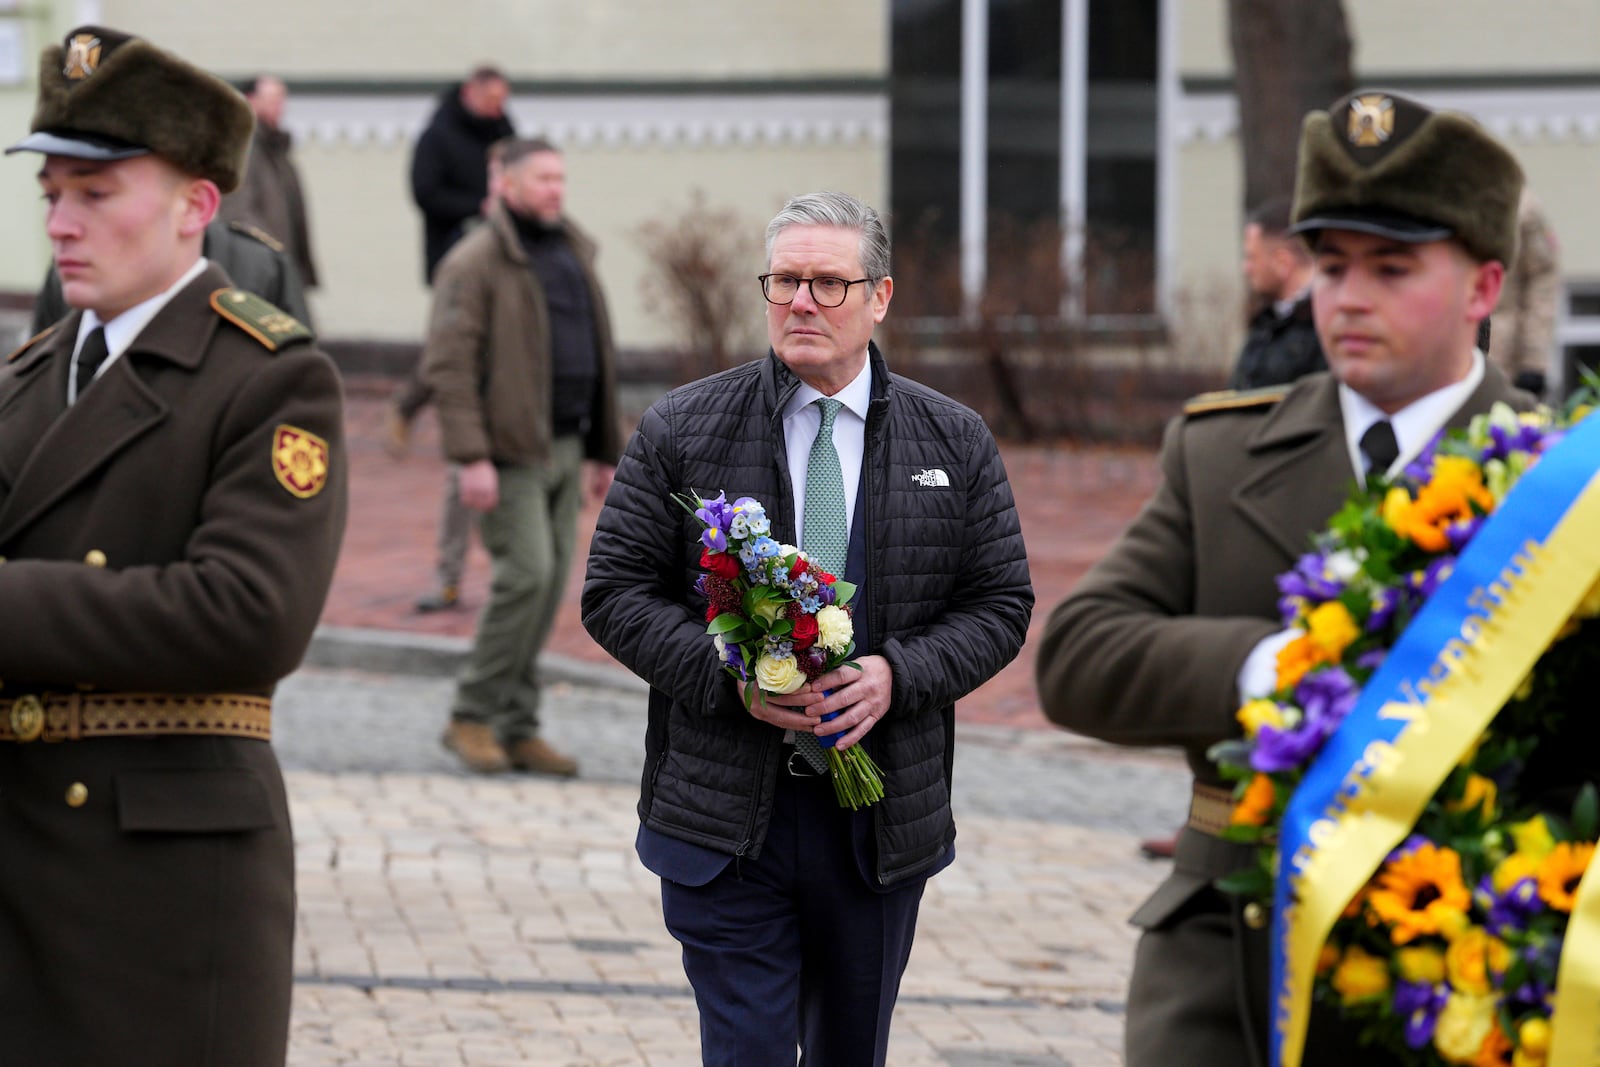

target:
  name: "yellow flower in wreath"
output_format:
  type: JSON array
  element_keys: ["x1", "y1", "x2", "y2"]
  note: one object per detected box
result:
[
  {"x1": 1395, "y1": 945, "x2": 1447, "y2": 984},
  {"x1": 1537, "y1": 841, "x2": 1595, "y2": 913},
  {"x1": 1306, "y1": 600, "x2": 1360, "y2": 661},
  {"x1": 1509, "y1": 816, "x2": 1556, "y2": 862},
  {"x1": 1492, "y1": 853, "x2": 1541, "y2": 895},
  {"x1": 1275, "y1": 633, "x2": 1328, "y2": 691},
  {"x1": 1513, "y1": 1017, "x2": 1551, "y2": 1067},
  {"x1": 1445, "y1": 926, "x2": 1510, "y2": 995},
  {"x1": 1368, "y1": 843, "x2": 1472, "y2": 944},
  {"x1": 1237, "y1": 698, "x2": 1285, "y2": 738},
  {"x1": 1330, "y1": 945, "x2": 1390, "y2": 1005},
  {"x1": 1447, "y1": 774, "x2": 1499, "y2": 820},
  {"x1": 1433, "y1": 992, "x2": 1496, "y2": 1063}
]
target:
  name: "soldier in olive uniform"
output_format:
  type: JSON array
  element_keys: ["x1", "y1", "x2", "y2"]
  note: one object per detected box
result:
[
  {"x1": 0, "y1": 26, "x2": 346, "y2": 1067},
  {"x1": 1035, "y1": 91, "x2": 1533, "y2": 1067}
]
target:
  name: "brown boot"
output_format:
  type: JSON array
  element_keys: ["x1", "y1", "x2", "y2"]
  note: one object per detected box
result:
[
  {"x1": 441, "y1": 721, "x2": 510, "y2": 774},
  {"x1": 383, "y1": 407, "x2": 412, "y2": 459},
  {"x1": 507, "y1": 736, "x2": 578, "y2": 778}
]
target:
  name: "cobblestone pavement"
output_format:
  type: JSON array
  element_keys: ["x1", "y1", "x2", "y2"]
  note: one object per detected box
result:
[{"x1": 276, "y1": 668, "x2": 1188, "y2": 1066}]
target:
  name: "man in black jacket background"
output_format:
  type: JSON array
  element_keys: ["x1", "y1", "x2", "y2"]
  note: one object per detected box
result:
[
  {"x1": 582, "y1": 190, "x2": 1032, "y2": 1066},
  {"x1": 409, "y1": 65, "x2": 514, "y2": 285},
  {"x1": 1228, "y1": 195, "x2": 1326, "y2": 390}
]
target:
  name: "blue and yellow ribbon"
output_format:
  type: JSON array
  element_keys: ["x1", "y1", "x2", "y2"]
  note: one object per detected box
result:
[{"x1": 1272, "y1": 411, "x2": 1600, "y2": 1067}]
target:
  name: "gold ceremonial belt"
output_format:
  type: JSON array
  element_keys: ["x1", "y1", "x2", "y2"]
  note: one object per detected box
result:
[
  {"x1": 0, "y1": 692, "x2": 272, "y2": 743},
  {"x1": 1186, "y1": 781, "x2": 1237, "y2": 837}
]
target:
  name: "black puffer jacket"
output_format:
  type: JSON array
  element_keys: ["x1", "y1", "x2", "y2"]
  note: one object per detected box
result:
[
  {"x1": 409, "y1": 86, "x2": 515, "y2": 284},
  {"x1": 582, "y1": 345, "x2": 1032, "y2": 886}
]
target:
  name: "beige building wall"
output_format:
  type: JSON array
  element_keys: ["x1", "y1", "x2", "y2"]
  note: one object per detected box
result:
[{"x1": 0, "y1": 0, "x2": 891, "y2": 347}]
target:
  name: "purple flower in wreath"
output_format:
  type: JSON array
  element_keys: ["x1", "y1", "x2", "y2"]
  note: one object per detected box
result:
[
  {"x1": 1277, "y1": 551, "x2": 1348, "y2": 613},
  {"x1": 1392, "y1": 981, "x2": 1447, "y2": 1050},
  {"x1": 1387, "y1": 834, "x2": 1431, "y2": 863},
  {"x1": 1367, "y1": 586, "x2": 1400, "y2": 633},
  {"x1": 1446, "y1": 515, "x2": 1484, "y2": 552},
  {"x1": 1296, "y1": 666, "x2": 1358, "y2": 733},
  {"x1": 1476, "y1": 873, "x2": 1545, "y2": 936},
  {"x1": 1482, "y1": 421, "x2": 1548, "y2": 462}
]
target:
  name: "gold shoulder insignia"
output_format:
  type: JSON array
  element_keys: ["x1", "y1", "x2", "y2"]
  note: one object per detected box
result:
[
  {"x1": 228, "y1": 220, "x2": 285, "y2": 253},
  {"x1": 209, "y1": 288, "x2": 312, "y2": 352},
  {"x1": 7, "y1": 322, "x2": 59, "y2": 363},
  {"x1": 272, "y1": 424, "x2": 330, "y2": 499},
  {"x1": 1183, "y1": 385, "x2": 1290, "y2": 417}
]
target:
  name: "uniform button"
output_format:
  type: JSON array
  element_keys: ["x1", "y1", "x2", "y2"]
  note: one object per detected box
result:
[
  {"x1": 84, "y1": 550, "x2": 107, "y2": 568},
  {"x1": 1243, "y1": 901, "x2": 1269, "y2": 929},
  {"x1": 65, "y1": 782, "x2": 89, "y2": 808}
]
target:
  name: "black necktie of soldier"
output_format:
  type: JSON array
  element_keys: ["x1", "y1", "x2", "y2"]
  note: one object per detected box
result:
[
  {"x1": 75, "y1": 327, "x2": 109, "y2": 400},
  {"x1": 1360, "y1": 419, "x2": 1400, "y2": 476}
]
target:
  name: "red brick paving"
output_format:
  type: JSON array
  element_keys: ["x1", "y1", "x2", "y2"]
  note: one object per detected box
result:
[{"x1": 324, "y1": 381, "x2": 1165, "y2": 730}]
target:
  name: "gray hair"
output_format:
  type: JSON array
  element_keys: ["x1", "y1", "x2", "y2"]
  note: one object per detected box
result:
[{"x1": 764, "y1": 191, "x2": 891, "y2": 283}]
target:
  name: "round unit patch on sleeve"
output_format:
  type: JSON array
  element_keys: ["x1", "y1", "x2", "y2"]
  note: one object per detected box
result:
[{"x1": 272, "y1": 424, "x2": 330, "y2": 498}]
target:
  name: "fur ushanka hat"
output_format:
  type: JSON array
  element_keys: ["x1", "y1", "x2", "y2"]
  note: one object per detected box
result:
[
  {"x1": 1291, "y1": 89, "x2": 1524, "y2": 268},
  {"x1": 6, "y1": 25, "x2": 253, "y2": 193}
]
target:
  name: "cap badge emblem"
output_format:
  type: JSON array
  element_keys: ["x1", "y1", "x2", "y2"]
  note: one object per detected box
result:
[
  {"x1": 63, "y1": 34, "x2": 103, "y2": 80},
  {"x1": 1347, "y1": 94, "x2": 1395, "y2": 147}
]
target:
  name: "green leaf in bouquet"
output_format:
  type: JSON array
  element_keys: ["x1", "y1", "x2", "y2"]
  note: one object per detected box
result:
[
  {"x1": 707, "y1": 613, "x2": 748, "y2": 637},
  {"x1": 832, "y1": 579, "x2": 857, "y2": 606},
  {"x1": 1571, "y1": 782, "x2": 1599, "y2": 842}
]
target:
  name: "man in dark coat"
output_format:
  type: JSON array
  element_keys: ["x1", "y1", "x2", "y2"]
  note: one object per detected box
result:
[
  {"x1": 582, "y1": 190, "x2": 1032, "y2": 1065},
  {"x1": 1229, "y1": 195, "x2": 1325, "y2": 390},
  {"x1": 220, "y1": 74, "x2": 320, "y2": 292},
  {"x1": 1035, "y1": 91, "x2": 1533, "y2": 1067},
  {"x1": 0, "y1": 26, "x2": 346, "y2": 1067},
  {"x1": 409, "y1": 65, "x2": 515, "y2": 285}
]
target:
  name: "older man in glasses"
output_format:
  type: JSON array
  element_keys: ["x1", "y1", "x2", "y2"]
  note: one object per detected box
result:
[{"x1": 582, "y1": 190, "x2": 1033, "y2": 1066}]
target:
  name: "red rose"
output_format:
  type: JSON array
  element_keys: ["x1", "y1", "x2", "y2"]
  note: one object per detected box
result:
[
  {"x1": 813, "y1": 567, "x2": 837, "y2": 584},
  {"x1": 788, "y1": 556, "x2": 809, "y2": 580},
  {"x1": 789, "y1": 612, "x2": 819, "y2": 651},
  {"x1": 706, "y1": 603, "x2": 721, "y2": 623},
  {"x1": 701, "y1": 547, "x2": 742, "y2": 580}
]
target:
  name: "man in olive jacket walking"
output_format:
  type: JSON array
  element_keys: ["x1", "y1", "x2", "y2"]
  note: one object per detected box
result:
[
  {"x1": 582, "y1": 190, "x2": 1032, "y2": 1066},
  {"x1": 422, "y1": 138, "x2": 620, "y2": 776}
]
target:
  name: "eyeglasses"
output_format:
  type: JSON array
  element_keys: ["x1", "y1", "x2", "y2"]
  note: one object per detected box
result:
[{"x1": 758, "y1": 273, "x2": 871, "y2": 308}]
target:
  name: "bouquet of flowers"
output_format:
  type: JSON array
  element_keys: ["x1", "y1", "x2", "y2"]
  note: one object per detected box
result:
[
  {"x1": 678, "y1": 491, "x2": 884, "y2": 809},
  {"x1": 1211, "y1": 399, "x2": 1600, "y2": 1067}
]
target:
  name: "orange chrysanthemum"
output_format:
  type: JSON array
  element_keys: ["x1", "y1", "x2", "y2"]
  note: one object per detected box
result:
[
  {"x1": 1276, "y1": 633, "x2": 1331, "y2": 691},
  {"x1": 1232, "y1": 773, "x2": 1277, "y2": 827},
  {"x1": 1383, "y1": 457, "x2": 1495, "y2": 552},
  {"x1": 1472, "y1": 1023, "x2": 1514, "y2": 1067},
  {"x1": 1367, "y1": 843, "x2": 1472, "y2": 944},
  {"x1": 1537, "y1": 841, "x2": 1595, "y2": 913}
]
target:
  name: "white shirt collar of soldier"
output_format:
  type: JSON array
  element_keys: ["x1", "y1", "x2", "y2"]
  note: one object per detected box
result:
[
  {"x1": 782, "y1": 353, "x2": 872, "y2": 550},
  {"x1": 1338, "y1": 347, "x2": 1486, "y2": 486},
  {"x1": 71, "y1": 256, "x2": 210, "y2": 404}
]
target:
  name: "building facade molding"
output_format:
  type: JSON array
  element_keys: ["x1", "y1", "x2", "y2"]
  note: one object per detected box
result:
[
  {"x1": 1178, "y1": 85, "x2": 1600, "y2": 145},
  {"x1": 281, "y1": 92, "x2": 889, "y2": 150}
]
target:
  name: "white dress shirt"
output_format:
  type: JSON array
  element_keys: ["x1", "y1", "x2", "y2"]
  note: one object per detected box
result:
[
  {"x1": 782, "y1": 356, "x2": 872, "y2": 548},
  {"x1": 70, "y1": 257, "x2": 209, "y2": 404}
]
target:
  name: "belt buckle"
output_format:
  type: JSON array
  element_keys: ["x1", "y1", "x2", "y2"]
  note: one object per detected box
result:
[
  {"x1": 786, "y1": 746, "x2": 824, "y2": 778},
  {"x1": 9, "y1": 694, "x2": 45, "y2": 742}
]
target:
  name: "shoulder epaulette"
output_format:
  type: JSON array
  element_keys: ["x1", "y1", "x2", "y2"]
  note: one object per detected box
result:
[
  {"x1": 7, "y1": 322, "x2": 58, "y2": 363},
  {"x1": 1183, "y1": 385, "x2": 1289, "y2": 417},
  {"x1": 227, "y1": 220, "x2": 285, "y2": 253},
  {"x1": 209, "y1": 288, "x2": 312, "y2": 352}
]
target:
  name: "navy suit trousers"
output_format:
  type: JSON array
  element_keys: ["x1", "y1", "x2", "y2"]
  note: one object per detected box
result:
[{"x1": 659, "y1": 765, "x2": 925, "y2": 1066}]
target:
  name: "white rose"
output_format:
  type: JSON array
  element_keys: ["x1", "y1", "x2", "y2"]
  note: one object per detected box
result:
[
  {"x1": 755, "y1": 653, "x2": 806, "y2": 694},
  {"x1": 815, "y1": 605, "x2": 853, "y2": 653}
]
